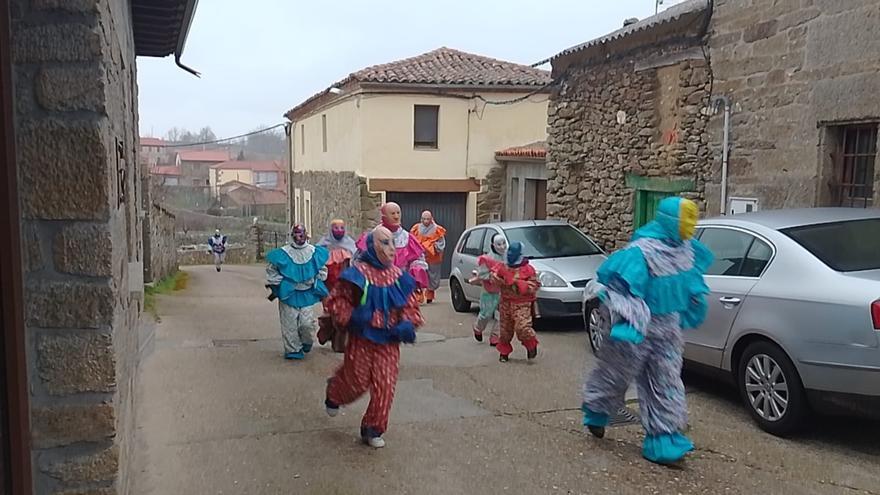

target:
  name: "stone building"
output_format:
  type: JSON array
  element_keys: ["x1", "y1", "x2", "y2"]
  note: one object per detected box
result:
[
  {"x1": 548, "y1": 0, "x2": 880, "y2": 249},
  {"x1": 707, "y1": 0, "x2": 880, "y2": 212},
  {"x1": 0, "y1": 0, "x2": 198, "y2": 493},
  {"x1": 483, "y1": 142, "x2": 550, "y2": 222},
  {"x1": 547, "y1": 0, "x2": 712, "y2": 249}
]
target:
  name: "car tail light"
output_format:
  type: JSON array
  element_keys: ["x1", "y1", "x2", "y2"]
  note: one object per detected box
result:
[{"x1": 872, "y1": 300, "x2": 880, "y2": 330}]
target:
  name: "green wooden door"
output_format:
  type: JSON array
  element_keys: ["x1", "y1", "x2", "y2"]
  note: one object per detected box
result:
[{"x1": 634, "y1": 190, "x2": 673, "y2": 229}]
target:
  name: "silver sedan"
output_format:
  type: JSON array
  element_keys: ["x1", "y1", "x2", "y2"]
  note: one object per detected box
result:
[{"x1": 585, "y1": 208, "x2": 880, "y2": 436}]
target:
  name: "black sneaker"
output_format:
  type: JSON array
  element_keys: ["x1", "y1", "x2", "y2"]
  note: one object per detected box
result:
[
  {"x1": 216, "y1": 266, "x2": 221, "y2": 272},
  {"x1": 499, "y1": 354, "x2": 509, "y2": 363},
  {"x1": 587, "y1": 425, "x2": 605, "y2": 439},
  {"x1": 527, "y1": 347, "x2": 538, "y2": 360}
]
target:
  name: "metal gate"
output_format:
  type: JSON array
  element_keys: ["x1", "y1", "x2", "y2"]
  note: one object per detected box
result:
[{"x1": 386, "y1": 192, "x2": 467, "y2": 278}]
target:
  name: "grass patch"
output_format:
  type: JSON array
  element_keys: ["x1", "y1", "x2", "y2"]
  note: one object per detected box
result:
[{"x1": 144, "y1": 271, "x2": 189, "y2": 321}]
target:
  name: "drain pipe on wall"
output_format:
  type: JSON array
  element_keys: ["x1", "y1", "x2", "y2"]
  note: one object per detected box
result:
[{"x1": 711, "y1": 95, "x2": 732, "y2": 215}]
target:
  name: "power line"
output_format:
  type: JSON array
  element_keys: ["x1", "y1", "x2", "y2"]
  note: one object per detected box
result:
[
  {"x1": 159, "y1": 123, "x2": 287, "y2": 148},
  {"x1": 475, "y1": 77, "x2": 560, "y2": 106}
]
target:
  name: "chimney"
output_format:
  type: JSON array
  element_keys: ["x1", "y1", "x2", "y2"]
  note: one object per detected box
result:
[{"x1": 623, "y1": 17, "x2": 639, "y2": 27}]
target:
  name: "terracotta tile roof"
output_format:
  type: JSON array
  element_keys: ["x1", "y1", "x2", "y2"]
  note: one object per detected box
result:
[
  {"x1": 285, "y1": 47, "x2": 551, "y2": 120},
  {"x1": 150, "y1": 165, "x2": 181, "y2": 176},
  {"x1": 354, "y1": 47, "x2": 550, "y2": 87},
  {"x1": 140, "y1": 137, "x2": 167, "y2": 147},
  {"x1": 210, "y1": 160, "x2": 282, "y2": 172},
  {"x1": 495, "y1": 141, "x2": 547, "y2": 159},
  {"x1": 178, "y1": 150, "x2": 230, "y2": 163}
]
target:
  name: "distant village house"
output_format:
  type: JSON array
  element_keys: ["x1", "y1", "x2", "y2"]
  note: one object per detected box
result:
[{"x1": 283, "y1": 47, "x2": 550, "y2": 276}]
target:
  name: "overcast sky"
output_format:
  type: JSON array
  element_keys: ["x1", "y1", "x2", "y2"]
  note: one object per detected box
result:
[{"x1": 136, "y1": 0, "x2": 686, "y2": 139}]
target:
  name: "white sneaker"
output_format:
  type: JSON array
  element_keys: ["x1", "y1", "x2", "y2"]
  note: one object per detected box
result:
[{"x1": 365, "y1": 436, "x2": 385, "y2": 448}]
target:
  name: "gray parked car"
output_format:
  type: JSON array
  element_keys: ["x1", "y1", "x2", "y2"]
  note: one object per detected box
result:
[
  {"x1": 450, "y1": 220, "x2": 606, "y2": 319},
  {"x1": 584, "y1": 208, "x2": 880, "y2": 435}
]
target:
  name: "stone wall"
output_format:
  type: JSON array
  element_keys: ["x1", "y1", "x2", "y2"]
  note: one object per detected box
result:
[
  {"x1": 707, "y1": 0, "x2": 880, "y2": 211},
  {"x1": 291, "y1": 171, "x2": 381, "y2": 236},
  {"x1": 177, "y1": 246, "x2": 253, "y2": 266},
  {"x1": 144, "y1": 204, "x2": 178, "y2": 283},
  {"x1": 12, "y1": 0, "x2": 143, "y2": 492},
  {"x1": 476, "y1": 164, "x2": 505, "y2": 224},
  {"x1": 547, "y1": 43, "x2": 712, "y2": 250}
]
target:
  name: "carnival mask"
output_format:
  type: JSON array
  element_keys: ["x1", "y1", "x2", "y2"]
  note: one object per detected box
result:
[
  {"x1": 291, "y1": 224, "x2": 308, "y2": 246},
  {"x1": 491, "y1": 234, "x2": 508, "y2": 256},
  {"x1": 507, "y1": 241, "x2": 524, "y2": 267},
  {"x1": 421, "y1": 210, "x2": 433, "y2": 227},
  {"x1": 372, "y1": 226, "x2": 396, "y2": 266},
  {"x1": 331, "y1": 220, "x2": 346, "y2": 240},
  {"x1": 678, "y1": 199, "x2": 699, "y2": 241},
  {"x1": 381, "y1": 202, "x2": 402, "y2": 231}
]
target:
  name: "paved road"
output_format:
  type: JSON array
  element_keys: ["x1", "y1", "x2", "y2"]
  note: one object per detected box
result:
[{"x1": 133, "y1": 265, "x2": 880, "y2": 495}]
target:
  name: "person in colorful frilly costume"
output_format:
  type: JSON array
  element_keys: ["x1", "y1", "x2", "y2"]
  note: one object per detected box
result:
[
  {"x1": 468, "y1": 233, "x2": 507, "y2": 346},
  {"x1": 266, "y1": 224, "x2": 329, "y2": 360},
  {"x1": 324, "y1": 226, "x2": 424, "y2": 449},
  {"x1": 316, "y1": 219, "x2": 357, "y2": 308},
  {"x1": 581, "y1": 197, "x2": 712, "y2": 465},
  {"x1": 491, "y1": 241, "x2": 540, "y2": 362},
  {"x1": 356, "y1": 202, "x2": 429, "y2": 290},
  {"x1": 410, "y1": 210, "x2": 447, "y2": 304}
]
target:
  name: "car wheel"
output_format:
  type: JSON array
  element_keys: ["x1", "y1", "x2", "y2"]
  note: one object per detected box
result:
[
  {"x1": 737, "y1": 341, "x2": 808, "y2": 437},
  {"x1": 586, "y1": 301, "x2": 609, "y2": 354},
  {"x1": 450, "y1": 278, "x2": 471, "y2": 313}
]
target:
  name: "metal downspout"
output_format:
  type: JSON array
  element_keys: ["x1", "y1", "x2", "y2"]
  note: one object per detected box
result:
[{"x1": 712, "y1": 95, "x2": 731, "y2": 215}]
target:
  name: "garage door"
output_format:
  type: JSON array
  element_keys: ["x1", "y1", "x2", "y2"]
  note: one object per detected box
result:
[{"x1": 386, "y1": 192, "x2": 467, "y2": 278}]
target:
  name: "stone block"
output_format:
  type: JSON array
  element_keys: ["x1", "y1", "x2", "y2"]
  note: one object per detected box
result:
[
  {"x1": 41, "y1": 445, "x2": 118, "y2": 484},
  {"x1": 31, "y1": 403, "x2": 115, "y2": 449},
  {"x1": 52, "y1": 488, "x2": 114, "y2": 495},
  {"x1": 37, "y1": 332, "x2": 115, "y2": 395},
  {"x1": 12, "y1": 23, "x2": 101, "y2": 63},
  {"x1": 17, "y1": 119, "x2": 110, "y2": 221},
  {"x1": 36, "y1": 67, "x2": 106, "y2": 113},
  {"x1": 26, "y1": 279, "x2": 114, "y2": 329},
  {"x1": 54, "y1": 224, "x2": 113, "y2": 277},
  {"x1": 23, "y1": 222, "x2": 44, "y2": 273}
]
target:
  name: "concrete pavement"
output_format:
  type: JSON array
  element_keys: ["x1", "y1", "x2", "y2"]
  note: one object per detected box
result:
[{"x1": 133, "y1": 265, "x2": 880, "y2": 495}]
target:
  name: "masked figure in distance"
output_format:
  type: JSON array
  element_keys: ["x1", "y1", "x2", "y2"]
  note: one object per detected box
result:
[
  {"x1": 491, "y1": 241, "x2": 540, "y2": 362},
  {"x1": 581, "y1": 197, "x2": 712, "y2": 466},
  {"x1": 356, "y1": 202, "x2": 429, "y2": 289},
  {"x1": 316, "y1": 219, "x2": 357, "y2": 307},
  {"x1": 410, "y1": 210, "x2": 447, "y2": 304},
  {"x1": 468, "y1": 233, "x2": 508, "y2": 346},
  {"x1": 208, "y1": 229, "x2": 228, "y2": 272},
  {"x1": 266, "y1": 224, "x2": 329, "y2": 360},
  {"x1": 324, "y1": 226, "x2": 424, "y2": 449}
]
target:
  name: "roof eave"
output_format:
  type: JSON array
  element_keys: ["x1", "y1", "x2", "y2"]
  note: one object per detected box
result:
[
  {"x1": 494, "y1": 154, "x2": 547, "y2": 163},
  {"x1": 550, "y1": 0, "x2": 710, "y2": 75},
  {"x1": 285, "y1": 80, "x2": 550, "y2": 122},
  {"x1": 357, "y1": 81, "x2": 552, "y2": 93}
]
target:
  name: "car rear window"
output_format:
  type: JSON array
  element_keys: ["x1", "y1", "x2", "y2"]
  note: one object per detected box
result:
[
  {"x1": 781, "y1": 219, "x2": 880, "y2": 272},
  {"x1": 503, "y1": 225, "x2": 602, "y2": 259}
]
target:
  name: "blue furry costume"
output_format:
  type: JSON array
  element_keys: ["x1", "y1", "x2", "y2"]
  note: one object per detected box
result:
[
  {"x1": 582, "y1": 197, "x2": 712, "y2": 464},
  {"x1": 266, "y1": 242, "x2": 329, "y2": 359}
]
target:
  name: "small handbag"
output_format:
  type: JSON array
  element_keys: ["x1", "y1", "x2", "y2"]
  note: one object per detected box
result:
[{"x1": 317, "y1": 315, "x2": 347, "y2": 353}]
